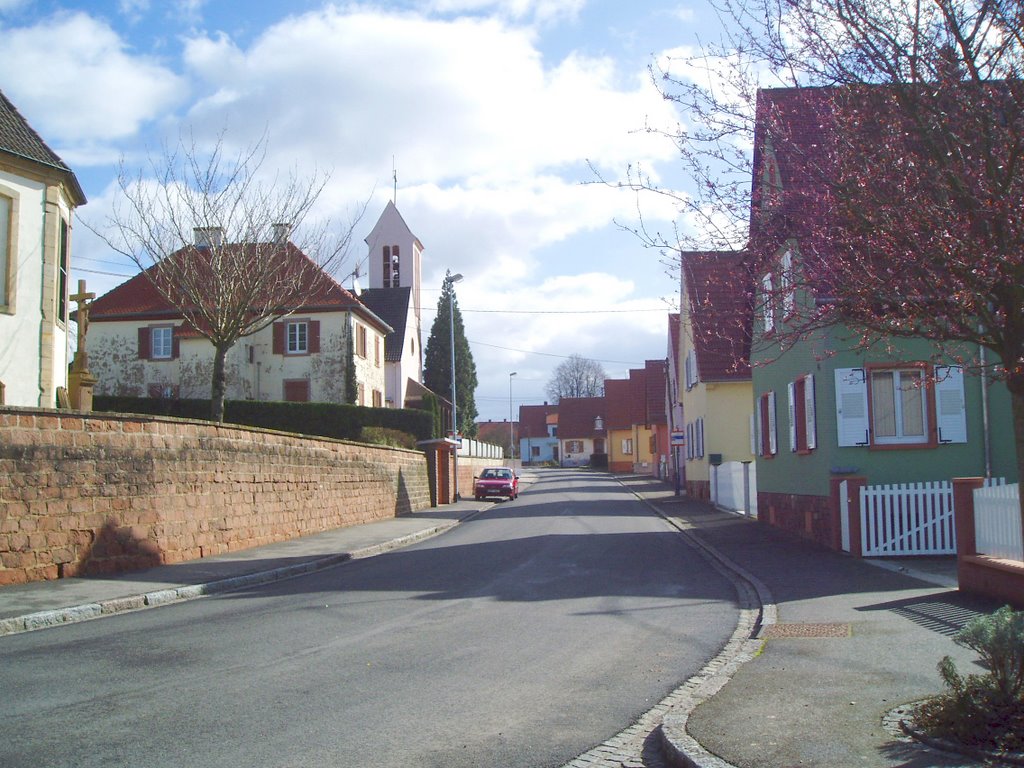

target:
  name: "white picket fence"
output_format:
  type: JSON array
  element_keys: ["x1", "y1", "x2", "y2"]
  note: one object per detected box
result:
[
  {"x1": 855, "y1": 478, "x2": 1009, "y2": 557},
  {"x1": 859, "y1": 481, "x2": 959, "y2": 556},
  {"x1": 974, "y1": 483, "x2": 1023, "y2": 561}
]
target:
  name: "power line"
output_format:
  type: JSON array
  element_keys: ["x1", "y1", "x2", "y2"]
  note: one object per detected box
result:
[{"x1": 467, "y1": 338, "x2": 644, "y2": 365}]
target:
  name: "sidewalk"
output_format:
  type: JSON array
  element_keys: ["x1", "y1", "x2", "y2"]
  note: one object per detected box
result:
[
  {"x1": 0, "y1": 501, "x2": 485, "y2": 636},
  {"x1": 622, "y1": 476, "x2": 999, "y2": 768}
]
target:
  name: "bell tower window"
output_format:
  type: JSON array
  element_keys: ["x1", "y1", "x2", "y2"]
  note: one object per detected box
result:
[{"x1": 382, "y1": 245, "x2": 400, "y2": 287}]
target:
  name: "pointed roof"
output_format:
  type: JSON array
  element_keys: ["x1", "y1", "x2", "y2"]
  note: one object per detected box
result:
[
  {"x1": 359, "y1": 286, "x2": 413, "y2": 361},
  {"x1": 644, "y1": 359, "x2": 668, "y2": 424},
  {"x1": 604, "y1": 378, "x2": 633, "y2": 431},
  {"x1": 364, "y1": 200, "x2": 424, "y2": 250},
  {"x1": 681, "y1": 251, "x2": 752, "y2": 382},
  {"x1": 0, "y1": 89, "x2": 86, "y2": 205}
]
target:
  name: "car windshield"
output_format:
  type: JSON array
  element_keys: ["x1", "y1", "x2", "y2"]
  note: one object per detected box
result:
[{"x1": 481, "y1": 469, "x2": 511, "y2": 479}]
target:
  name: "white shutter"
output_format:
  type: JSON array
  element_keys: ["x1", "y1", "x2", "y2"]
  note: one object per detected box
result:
[
  {"x1": 698, "y1": 418, "x2": 705, "y2": 458},
  {"x1": 834, "y1": 368, "x2": 870, "y2": 447},
  {"x1": 805, "y1": 374, "x2": 817, "y2": 450},
  {"x1": 684, "y1": 351, "x2": 691, "y2": 389},
  {"x1": 762, "y1": 274, "x2": 774, "y2": 333},
  {"x1": 781, "y1": 251, "x2": 794, "y2": 316},
  {"x1": 750, "y1": 412, "x2": 757, "y2": 456},
  {"x1": 767, "y1": 390, "x2": 778, "y2": 455},
  {"x1": 935, "y1": 366, "x2": 967, "y2": 444},
  {"x1": 787, "y1": 381, "x2": 797, "y2": 452}
]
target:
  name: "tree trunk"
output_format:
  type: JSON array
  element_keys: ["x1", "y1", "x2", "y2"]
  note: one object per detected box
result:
[{"x1": 210, "y1": 344, "x2": 229, "y2": 423}]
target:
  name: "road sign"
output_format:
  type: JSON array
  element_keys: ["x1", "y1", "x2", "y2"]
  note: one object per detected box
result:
[{"x1": 670, "y1": 431, "x2": 686, "y2": 447}]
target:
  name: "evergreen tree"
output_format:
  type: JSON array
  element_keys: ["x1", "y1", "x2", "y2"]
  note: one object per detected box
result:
[{"x1": 423, "y1": 271, "x2": 478, "y2": 437}]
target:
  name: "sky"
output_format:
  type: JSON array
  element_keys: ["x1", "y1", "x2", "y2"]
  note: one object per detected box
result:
[{"x1": 0, "y1": 0, "x2": 721, "y2": 423}]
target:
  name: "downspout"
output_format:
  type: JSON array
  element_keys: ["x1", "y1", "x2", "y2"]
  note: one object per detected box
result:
[{"x1": 979, "y1": 338, "x2": 992, "y2": 478}]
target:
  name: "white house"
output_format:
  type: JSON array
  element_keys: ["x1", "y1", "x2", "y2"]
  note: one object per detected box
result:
[
  {"x1": 86, "y1": 233, "x2": 391, "y2": 405},
  {"x1": 358, "y1": 200, "x2": 425, "y2": 408},
  {"x1": 0, "y1": 90, "x2": 87, "y2": 407}
]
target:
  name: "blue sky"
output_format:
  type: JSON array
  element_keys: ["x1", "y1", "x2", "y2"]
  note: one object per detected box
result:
[{"x1": 0, "y1": 0, "x2": 719, "y2": 421}]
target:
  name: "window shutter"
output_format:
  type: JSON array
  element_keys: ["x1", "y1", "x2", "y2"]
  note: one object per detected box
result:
[
  {"x1": 767, "y1": 390, "x2": 777, "y2": 455},
  {"x1": 272, "y1": 322, "x2": 285, "y2": 355},
  {"x1": 750, "y1": 412, "x2": 757, "y2": 456},
  {"x1": 762, "y1": 273, "x2": 774, "y2": 333},
  {"x1": 834, "y1": 368, "x2": 870, "y2": 446},
  {"x1": 138, "y1": 327, "x2": 150, "y2": 360},
  {"x1": 171, "y1": 327, "x2": 181, "y2": 360},
  {"x1": 934, "y1": 366, "x2": 967, "y2": 444},
  {"x1": 787, "y1": 381, "x2": 797, "y2": 452},
  {"x1": 781, "y1": 251, "x2": 794, "y2": 317},
  {"x1": 684, "y1": 351, "x2": 691, "y2": 389},
  {"x1": 689, "y1": 349, "x2": 698, "y2": 387},
  {"x1": 698, "y1": 418, "x2": 705, "y2": 458},
  {"x1": 309, "y1": 320, "x2": 321, "y2": 354},
  {"x1": 755, "y1": 396, "x2": 764, "y2": 456},
  {"x1": 804, "y1": 374, "x2": 817, "y2": 450}
]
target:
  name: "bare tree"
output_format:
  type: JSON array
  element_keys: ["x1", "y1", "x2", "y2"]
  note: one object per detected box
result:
[
  {"x1": 90, "y1": 132, "x2": 368, "y2": 421},
  {"x1": 546, "y1": 354, "x2": 606, "y2": 402}
]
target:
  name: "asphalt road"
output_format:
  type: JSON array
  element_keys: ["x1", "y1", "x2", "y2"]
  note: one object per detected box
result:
[{"x1": 0, "y1": 468, "x2": 739, "y2": 768}]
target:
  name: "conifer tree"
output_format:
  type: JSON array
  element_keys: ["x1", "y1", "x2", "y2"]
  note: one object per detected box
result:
[{"x1": 423, "y1": 271, "x2": 478, "y2": 437}]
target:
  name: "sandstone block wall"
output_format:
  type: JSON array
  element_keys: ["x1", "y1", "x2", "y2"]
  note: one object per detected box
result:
[{"x1": 0, "y1": 407, "x2": 432, "y2": 585}]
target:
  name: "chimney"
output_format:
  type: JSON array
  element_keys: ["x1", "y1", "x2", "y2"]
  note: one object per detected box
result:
[
  {"x1": 272, "y1": 223, "x2": 292, "y2": 244},
  {"x1": 194, "y1": 227, "x2": 223, "y2": 248}
]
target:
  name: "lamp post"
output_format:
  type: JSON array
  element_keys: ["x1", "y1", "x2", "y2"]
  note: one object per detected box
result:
[
  {"x1": 509, "y1": 371, "x2": 517, "y2": 467},
  {"x1": 446, "y1": 272, "x2": 463, "y2": 500}
]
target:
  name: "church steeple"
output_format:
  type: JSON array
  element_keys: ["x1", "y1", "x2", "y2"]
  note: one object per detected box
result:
[{"x1": 364, "y1": 200, "x2": 424, "y2": 325}]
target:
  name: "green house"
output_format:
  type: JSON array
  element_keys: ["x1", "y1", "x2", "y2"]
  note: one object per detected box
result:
[{"x1": 748, "y1": 87, "x2": 1017, "y2": 551}]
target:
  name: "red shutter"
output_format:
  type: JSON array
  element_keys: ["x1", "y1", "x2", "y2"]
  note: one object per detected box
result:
[
  {"x1": 309, "y1": 320, "x2": 320, "y2": 354},
  {"x1": 172, "y1": 328, "x2": 181, "y2": 360},
  {"x1": 138, "y1": 327, "x2": 150, "y2": 360},
  {"x1": 272, "y1": 322, "x2": 285, "y2": 355}
]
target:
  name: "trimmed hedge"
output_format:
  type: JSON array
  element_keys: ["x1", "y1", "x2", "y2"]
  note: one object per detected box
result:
[{"x1": 92, "y1": 396, "x2": 435, "y2": 443}]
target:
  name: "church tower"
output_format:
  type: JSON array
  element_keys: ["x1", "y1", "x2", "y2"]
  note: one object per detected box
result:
[{"x1": 365, "y1": 200, "x2": 423, "y2": 328}]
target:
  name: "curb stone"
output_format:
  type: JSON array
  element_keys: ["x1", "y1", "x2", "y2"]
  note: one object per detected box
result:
[{"x1": 0, "y1": 520, "x2": 466, "y2": 637}]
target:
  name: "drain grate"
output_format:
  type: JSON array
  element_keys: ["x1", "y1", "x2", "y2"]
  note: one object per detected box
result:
[{"x1": 763, "y1": 622, "x2": 851, "y2": 638}]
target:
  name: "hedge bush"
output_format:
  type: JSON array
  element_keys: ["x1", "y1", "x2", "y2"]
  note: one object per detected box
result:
[{"x1": 92, "y1": 396, "x2": 435, "y2": 444}]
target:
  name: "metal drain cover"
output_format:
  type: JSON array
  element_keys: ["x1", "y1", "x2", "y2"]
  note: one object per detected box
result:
[{"x1": 763, "y1": 622, "x2": 851, "y2": 638}]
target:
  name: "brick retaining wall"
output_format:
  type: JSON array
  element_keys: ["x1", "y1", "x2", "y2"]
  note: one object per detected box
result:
[{"x1": 0, "y1": 407, "x2": 432, "y2": 585}]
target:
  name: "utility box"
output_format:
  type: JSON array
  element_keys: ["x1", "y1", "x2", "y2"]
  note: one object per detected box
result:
[{"x1": 709, "y1": 453, "x2": 723, "y2": 466}]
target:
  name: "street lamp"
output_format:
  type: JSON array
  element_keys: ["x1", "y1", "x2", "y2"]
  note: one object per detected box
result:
[
  {"x1": 446, "y1": 272, "x2": 463, "y2": 499},
  {"x1": 509, "y1": 371, "x2": 517, "y2": 465}
]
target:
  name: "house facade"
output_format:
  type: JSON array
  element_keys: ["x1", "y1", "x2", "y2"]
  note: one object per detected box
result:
[
  {"x1": 749, "y1": 87, "x2": 1017, "y2": 548},
  {"x1": 557, "y1": 396, "x2": 606, "y2": 467},
  {"x1": 86, "y1": 235, "x2": 390, "y2": 405},
  {"x1": 359, "y1": 201, "x2": 425, "y2": 409},
  {"x1": 518, "y1": 403, "x2": 558, "y2": 464},
  {"x1": 678, "y1": 251, "x2": 754, "y2": 500},
  {"x1": 0, "y1": 90, "x2": 86, "y2": 407}
]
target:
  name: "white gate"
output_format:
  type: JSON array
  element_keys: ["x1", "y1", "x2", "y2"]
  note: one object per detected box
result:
[
  {"x1": 840, "y1": 479, "x2": 851, "y2": 552},
  {"x1": 974, "y1": 482, "x2": 1022, "y2": 561},
  {"x1": 860, "y1": 481, "x2": 957, "y2": 556}
]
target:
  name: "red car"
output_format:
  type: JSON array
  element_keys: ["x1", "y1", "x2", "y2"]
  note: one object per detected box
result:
[{"x1": 473, "y1": 467, "x2": 519, "y2": 501}]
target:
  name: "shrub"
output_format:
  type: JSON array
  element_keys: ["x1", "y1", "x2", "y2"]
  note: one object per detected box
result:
[
  {"x1": 915, "y1": 605, "x2": 1024, "y2": 752},
  {"x1": 360, "y1": 427, "x2": 418, "y2": 450}
]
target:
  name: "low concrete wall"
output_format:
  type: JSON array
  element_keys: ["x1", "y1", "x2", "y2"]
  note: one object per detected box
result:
[
  {"x1": 954, "y1": 477, "x2": 1024, "y2": 608},
  {"x1": 0, "y1": 407, "x2": 432, "y2": 585}
]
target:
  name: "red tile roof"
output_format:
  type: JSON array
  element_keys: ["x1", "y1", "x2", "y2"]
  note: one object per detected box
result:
[
  {"x1": 556, "y1": 396, "x2": 606, "y2": 439},
  {"x1": 90, "y1": 241, "x2": 385, "y2": 330},
  {"x1": 518, "y1": 404, "x2": 557, "y2": 439},
  {"x1": 603, "y1": 378, "x2": 633, "y2": 431},
  {"x1": 645, "y1": 359, "x2": 668, "y2": 424},
  {"x1": 681, "y1": 251, "x2": 752, "y2": 381},
  {"x1": 476, "y1": 420, "x2": 516, "y2": 445}
]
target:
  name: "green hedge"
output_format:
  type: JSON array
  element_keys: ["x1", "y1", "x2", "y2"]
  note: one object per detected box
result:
[{"x1": 92, "y1": 396, "x2": 436, "y2": 444}]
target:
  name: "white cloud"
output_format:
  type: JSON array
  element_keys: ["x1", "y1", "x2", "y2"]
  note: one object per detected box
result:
[
  {"x1": 0, "y1": 12, "x2": 185, "y2": 146},
  {"x1": 420, "y1": 0, "x2": 585, "y2": 24}
]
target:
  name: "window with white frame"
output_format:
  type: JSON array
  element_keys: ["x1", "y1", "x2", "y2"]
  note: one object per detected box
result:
[
  {"x1": 621, "y1": 438, "x2": 633, "y2": 455},
  {"x1": 787, "y1": 374, "x2": 817, "y2": 453},
  {"x1": 151, "y1": 326, "x2": 174, "y2": 359},
  {"x1": 834, "y1": 365, "x2": 967, "y2": 447},
  {"x1": 287, "y1": 321, "x2": 308, "y2": 354}
]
